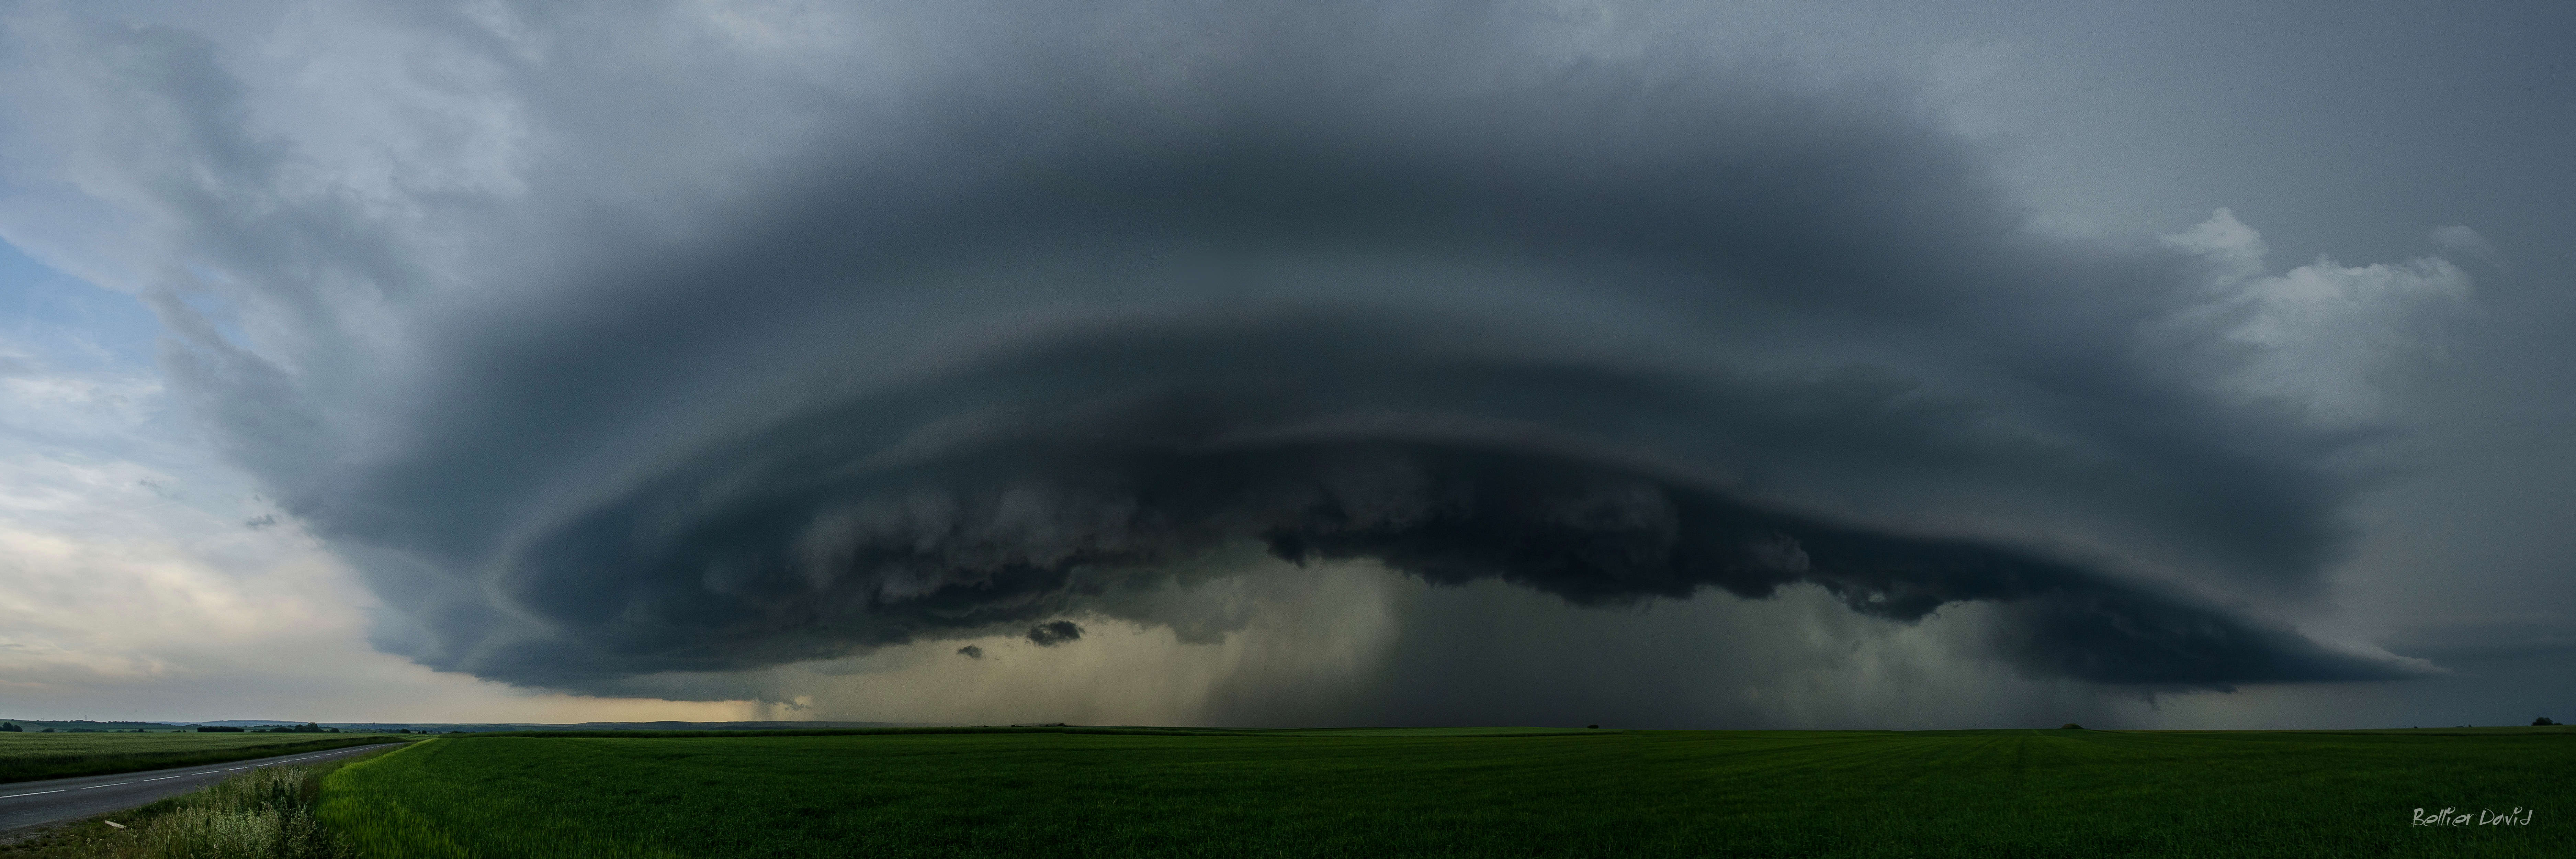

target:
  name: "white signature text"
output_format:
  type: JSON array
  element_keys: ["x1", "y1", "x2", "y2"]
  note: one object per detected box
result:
[{"x1": 2414, "y1": 807, "x2": 2535, "y2": 827}]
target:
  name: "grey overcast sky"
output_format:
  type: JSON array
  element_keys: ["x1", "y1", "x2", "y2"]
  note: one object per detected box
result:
[{"x1": 0, "y1": 1, "x2": 2567, "y2": 729}]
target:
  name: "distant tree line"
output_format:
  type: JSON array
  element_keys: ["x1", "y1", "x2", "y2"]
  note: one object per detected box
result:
[
  {"x1": 257, "y1": 723, "x2": 336, "y2": 733},
  {"x1": 0, "y1": 722, "x2": 19, "y2": 732},
  {"x1": 194, "y1": 722, "x2": 339, "y2": 733},
  {"x1": 3, "y1": 719, "x2": 183, "y2": 732}
]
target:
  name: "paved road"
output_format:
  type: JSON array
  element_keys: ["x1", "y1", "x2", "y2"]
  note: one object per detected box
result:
[{"x1": 0, "y1": 742, "x2": 400, "y2": 838}]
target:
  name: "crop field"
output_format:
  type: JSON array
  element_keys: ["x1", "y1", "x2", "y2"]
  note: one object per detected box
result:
[
  {"x1": 317, "y1": 727, "x2": 2572, "y2": 858},
  {"x1": 0, "y1": 732, "x2": 403, "y2": 783}
]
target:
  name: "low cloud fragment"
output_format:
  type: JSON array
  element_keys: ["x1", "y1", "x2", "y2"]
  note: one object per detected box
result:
[
  {"x1": 956, "y1": 645, "x2": 984, "y2": 659},
  {"x1": 1026, "y1": 622, "x2": 1085, "y2": 648}
]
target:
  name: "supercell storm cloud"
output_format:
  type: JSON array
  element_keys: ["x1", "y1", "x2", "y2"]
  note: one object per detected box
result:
[{"x1": 93, "y1": 2, "x2": 2441, "y2": 696}]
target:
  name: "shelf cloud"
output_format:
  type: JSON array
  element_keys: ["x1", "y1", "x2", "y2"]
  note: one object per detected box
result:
[{"x1": 9, "y1": 1, "x2": 2451, "y2": 704}]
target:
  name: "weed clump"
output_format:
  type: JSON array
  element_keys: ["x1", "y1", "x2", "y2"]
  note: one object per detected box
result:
[
  {"x1": 135, "y1": 766, "x2": 350, "y2": 859},
  {"x1": 20, "y1": 765, "x2": 352, "y2": 859}
]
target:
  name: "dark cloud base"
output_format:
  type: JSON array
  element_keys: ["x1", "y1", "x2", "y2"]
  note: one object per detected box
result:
[{"x1": 394, "y1": 316, "x2": 2408, "y2": 692}]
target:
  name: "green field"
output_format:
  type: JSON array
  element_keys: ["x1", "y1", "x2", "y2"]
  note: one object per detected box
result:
[
  {"x1": 318, "y1": 727, "x2": 2572, "y2": 858},
  {"x1": 0, "y1": 732, "x2": 405, "y2": 783}
]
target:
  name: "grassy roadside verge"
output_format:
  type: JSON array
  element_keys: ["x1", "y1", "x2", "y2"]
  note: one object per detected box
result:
[
  {"x1": 1, "y1": 736, "x2": 408, "y2": 784},
  {"x1": 0, "y1": 743, "x2": 409, "y2": 858}
]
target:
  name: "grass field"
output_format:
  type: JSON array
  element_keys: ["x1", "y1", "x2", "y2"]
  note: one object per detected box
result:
[
  {"x1": 317, "y1": 727, "x2": 2572, "y2": 858},
  {"x1": 0, "y1": 732, "x2": 404, "y2": 783}
]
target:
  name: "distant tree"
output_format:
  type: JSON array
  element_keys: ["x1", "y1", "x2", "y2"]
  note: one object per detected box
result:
[
  {"x1": 40, "y1": 728, "x2": 54, "y2": 733},
  {"x1": 2060, "y1": 723, "x2": 2084, "y2": 729},
  {"x1": 197, "y1": 726, "x2": 244, "y2": 733},
  {"x1": 252, "y1": 722, "x2": 330, "y2": 734},
  {"x1": 2538, "y1": 717, "x2": 2558, "y2": 726},
  {"x1": 0, "y1": 722, "x2": 18, "y2": 732}
]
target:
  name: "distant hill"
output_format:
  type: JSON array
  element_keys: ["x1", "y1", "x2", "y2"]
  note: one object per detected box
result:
[
  {"x1": 0, "y1": 718, "x2": 193, "y2": 732},
  {"x1": 316, "y1": 721, "x2": 936, "y2": 733},
  {"x1": 4, "y1": 718, "x2": 939, "y2": 734}
]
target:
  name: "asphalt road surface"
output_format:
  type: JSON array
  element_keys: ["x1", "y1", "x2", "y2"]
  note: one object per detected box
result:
[{"x1": 0, "y1": 742, "x2": 400, "y2": 838}]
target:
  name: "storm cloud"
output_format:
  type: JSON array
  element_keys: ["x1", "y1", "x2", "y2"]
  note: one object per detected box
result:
[{"x1": 16, "y1": 1, "x2": 2446, "y2": 701}]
